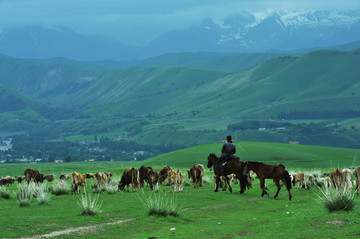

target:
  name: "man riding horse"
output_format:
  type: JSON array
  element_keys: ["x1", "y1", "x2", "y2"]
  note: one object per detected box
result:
[{"x1": 218, "y1": 135, "x2": 239, "y2": 174}]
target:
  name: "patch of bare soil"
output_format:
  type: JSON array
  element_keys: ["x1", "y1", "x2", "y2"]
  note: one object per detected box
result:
[{"x1": 21, "y1": 218, "x2": 135, "y2": 238}]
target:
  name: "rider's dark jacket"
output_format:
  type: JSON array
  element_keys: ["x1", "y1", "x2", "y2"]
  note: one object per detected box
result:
[{"x1": 219, "y1": 142, "x2": 238, "y2": 164}]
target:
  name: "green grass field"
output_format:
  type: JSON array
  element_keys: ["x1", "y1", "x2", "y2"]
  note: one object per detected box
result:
[{"x1": 1, "y1": 142, "x2": 360, "y2": 238}]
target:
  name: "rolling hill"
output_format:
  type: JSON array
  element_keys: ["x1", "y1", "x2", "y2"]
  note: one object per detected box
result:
[{"x1": 0, "y1": 48, "x2": 360, "y2": 150}]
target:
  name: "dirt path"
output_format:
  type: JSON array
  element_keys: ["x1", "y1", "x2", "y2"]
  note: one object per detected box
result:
[{"x1": 22, "y1": 218, "x2": 135, "y2": 238}]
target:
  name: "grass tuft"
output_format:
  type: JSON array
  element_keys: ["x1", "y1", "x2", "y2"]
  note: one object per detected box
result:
[
  {"x1": 77, "y1": 194, "x2": 103, "y2": 216},
  {"x1": 14, "y1": 184, "x2": 33, "y2": 207},
  {"x1": 315, "y1": 186, "x2": 356, "y2": 212},
  {"x1": 0, "y1": 186, "x2": 11, "y2": 199},
  {"x1": 138, "y1": 190, "x2": 181, "y2": 217}
]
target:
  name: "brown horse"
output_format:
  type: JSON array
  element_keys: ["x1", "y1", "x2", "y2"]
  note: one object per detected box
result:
[
  {"x1": 244, "y1": 161, "x2": 292, "y2": 200},
  {"x1": 207, "y1": 153, "x2": 249, "y2": 194}
]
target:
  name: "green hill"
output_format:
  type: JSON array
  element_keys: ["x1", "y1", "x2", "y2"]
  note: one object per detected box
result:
[{"x1": 143, "y1": 141, "x2": 360, "y2": 169}]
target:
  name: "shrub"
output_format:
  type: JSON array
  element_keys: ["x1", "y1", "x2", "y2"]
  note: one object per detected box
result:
[
  {"x1": 52, "y1": 181, "x2": 70, "y2": 196},
  {"x1": 0, "y1": 186, "x2": 10, "y2": 199},
  {"x1": 138, "y1": 191, "x2": 181, "y2": 217},
  {"x1": 78, "y1": 194, "x2": 103, "y2": 216},
  {"x1": 103, "y1": 183, "x2": 118, "y2": 194},
  {"x1": 14, "y1": 184, "x2": 33, "y2": 207},
  {"x1": 315, "y1": 187, "x2": 356, "y2": 212}
]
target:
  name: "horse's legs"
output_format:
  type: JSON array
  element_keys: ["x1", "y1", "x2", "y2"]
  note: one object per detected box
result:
[
  {"x1": 260, "y1": 178, "x2": 268, "y2": 197},
  {"x1": 225, "y1": 177, "x2": 232, "y2": 193},
  {"x1": 273, "y1": 179, "x2": 281, "y2": 199},
  {"x1": 214, "y1": 175, "x2": 220, "y2": 192}
]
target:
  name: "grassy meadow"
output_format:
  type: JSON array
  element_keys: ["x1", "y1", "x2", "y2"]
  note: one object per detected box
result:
[{"x1": 1, "y1": 141, "x2": 360, "y2": 238}]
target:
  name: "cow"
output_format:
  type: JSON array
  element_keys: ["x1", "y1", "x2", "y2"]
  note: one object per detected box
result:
[
  {"x1": 24, "y1": 168, "x2": 44, "y2": 185},
  {"x1": 71, "y1": 172, "x2": 86, "y2": 194},
  {"x1": 60, "y1": 174, "x2": 70, "y2": 180},
  {"x1": 330, "y1": 168, "x2": 343, "y2": 191},
  {"x1": 94, "y1": 172, "x2": 112, "y2": 191},
  {"x1": 147, "y1": 168, "x2": 159, "y2": 191},
  {"x1": 213, "y1": 174, "x2": 233, "y2": 191},
  {"x1": 15, "y1": 176, "x2": 24, "y2": 184},
  {"x1": 353, "y1": 166, "x2": 360, "y2": 195},
  {"x1": 118, "y1": 168, "x2": 139, "y2": 192},
  {"x1": 308, "y1": 174, "x2": 316, "y2": 187},
  {"x1": 85, "y1": 173, "x2": 95, "y2": 179},
  {"x1": 0, "y1": 176, "x2": 15, "y2": 186},
  {"x1": 43, "y1": 174, "x2": 55, "y2": 182},
  {"x1": 169, "y1": 169, "x2": 184, "y2": 193},
  {"x1": 342, "y1": 168, "x2": 353, "y2": 193},
  {"x1": 158, "y1": 166, "x2": 173, "y2": 186},
  {"x1": 292, "y1": 173, "x2": 307, "y2": 189},
  {"x1": 187, "y1": 165, "x2": 203, "y2": 188},
  {"x1": 139, "y1": 166, "x2": 152, "y2": 188}
]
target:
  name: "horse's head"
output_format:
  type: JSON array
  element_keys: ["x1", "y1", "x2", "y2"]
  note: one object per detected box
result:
[{"x1": 207, "y1": 153, "x2": 216, "y2": 168}]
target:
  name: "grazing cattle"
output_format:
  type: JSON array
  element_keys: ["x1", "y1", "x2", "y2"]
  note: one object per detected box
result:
[
  {"x1": 188, "y1": 165, "x2": 203, "y2": 188},
  {"x1": 94, "y1": 172, "x2": 112, "y2": 190},
  {"x1": 60, "y1": 174, "x2": 70, "y2": 180},
  {"x1": 85, "y1": 173, "x2": 95, "y2": 178},
  {"x1": 330, "y1": 168, "x2": 343, "y2": 191},
  {"x1": 139, "y1": 166, "x2": 152, "y2": 188},
  {"x1": 24, "y1": 169, "x2": 44, "y2": 185},
  {"x1": 71, "y1": 172, "x2": 86, "y2": 194},
  {"x1": 292, "y1": 173, "x2": 307, "y2": 189},
  {"x1": 0, "y1": 176, "x2": 15, "y2": 186},
  {"x1": 354, "y1": 166, "x2": 360, "y2": 195},
  {"x1": 342, "y1": 168, "x2": 353, "y2": 193},
  {"x1": 118, "y1": 168, "x2": 140, "y2": 192},
  {"x1": 43, "y1": 174, "x2": 55, "y2": 182},
  {"x1": 158, "y1": 166, "x2": 173, "y2": 186}
]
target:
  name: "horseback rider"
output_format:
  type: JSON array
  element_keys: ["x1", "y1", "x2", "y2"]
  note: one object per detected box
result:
[{"x1": 218, "y1": 135, "x2": 239, "y2": 174}]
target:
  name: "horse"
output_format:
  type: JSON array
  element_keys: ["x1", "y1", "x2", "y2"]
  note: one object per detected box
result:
[
  {"x1": 243, "y1": 161, "x2": 292, "y2": 200},
  {"x1": 207, "y1": 153, "x2": 249, "y2": 194}
]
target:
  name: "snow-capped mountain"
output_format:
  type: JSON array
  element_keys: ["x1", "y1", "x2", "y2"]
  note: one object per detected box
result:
[
  {"x1": 0, "y1": 10, "x2": 359, "y2": 60},
  {"x1": 146, "y1": 10, "x2": 360, "y2": 54}
]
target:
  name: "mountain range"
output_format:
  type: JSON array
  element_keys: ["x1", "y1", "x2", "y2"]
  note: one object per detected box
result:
[{"x1": 0, "y1": 10, "x2": 359, "y2": 61}]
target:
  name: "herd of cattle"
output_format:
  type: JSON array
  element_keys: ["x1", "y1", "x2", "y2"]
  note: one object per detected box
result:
[{"x1": 0, "y1": 165, "x2": 360, "y2": 196}]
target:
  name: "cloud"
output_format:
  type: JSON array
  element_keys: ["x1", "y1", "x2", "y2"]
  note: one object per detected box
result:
[{"x1": 0, "y1": 0, "x2": 359, "y2": 45}]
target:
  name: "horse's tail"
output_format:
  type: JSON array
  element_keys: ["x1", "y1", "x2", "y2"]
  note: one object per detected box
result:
[{"x1": 283, "y1": 170, "x2": 292, "y2": 190}]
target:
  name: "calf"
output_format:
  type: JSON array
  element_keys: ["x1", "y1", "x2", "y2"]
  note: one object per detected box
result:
[
  {"x1": 71, "y1": 172, "x2": 86, "y2": 194},
  {"x1": 24, "y1": 168, "x2": 44, "y2": 185},
  {"x1": 292, "y1": 173, "x2": 307, "y2": 189},
  {"x1": 118, "y1": 168, "x2": 139, "y2": 192}
]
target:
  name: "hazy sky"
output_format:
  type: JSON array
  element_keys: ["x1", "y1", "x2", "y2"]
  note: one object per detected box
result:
[{"x1": 1, "y1": 0, "x2": 359, "y2": 45}]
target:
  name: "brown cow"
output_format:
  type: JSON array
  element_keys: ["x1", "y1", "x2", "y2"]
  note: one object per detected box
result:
[
  {"x1": 85, "y1": 173, "x2": 95, "y2": 178},
  {"x1": 139, "y1": 166, "x2": 152, "y2": 188},
  {"x1": 118, "y1": 168, "x2": 139, "y2": 192},
  {"x1": 188, "y1": 165, "x2": 203, "y2": 188},
  {"x1": 94, "y1": 172, "x2": 112, "y2": 190},
  {"x1": 168, "y1": 169, "x2": 184, "y2": 192},
  {"x1": 15, "y1": 176, "x2": 24, "y2": 184},
  {"x1": 354, "y1": 166, "x2": 360, "y2": 195},
  {"x1": 71, "y1": 172, "x2": 86, "y2": 194},
  {"x1": 0, "y1": 176, "x2": 15, "y2": 186},
  {"x1": 158, "y1": 166, "x2": 173, "y2": 186},
  {"x1": 330, "y1": 168, "x2": 343, "y2": 191},
  {"x1": 146, "y1": 168, "x2": 159, "y2": 190},
  {"x1": 292, "y1": 173, "x2": 307, "y2": 188},
  {"x1": 43, "y1": 174, "x2": 55, "y2": 182},
  {"x1": 24, "y1": 169, "x2": 44, "y2": 185}
]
